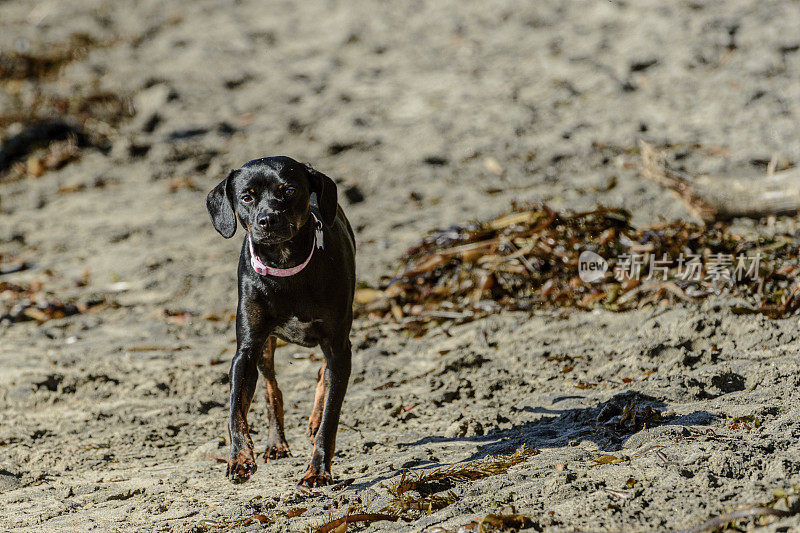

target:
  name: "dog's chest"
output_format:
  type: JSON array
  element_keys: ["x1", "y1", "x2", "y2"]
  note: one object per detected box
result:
[{"x1": 272, "y1": 316, "x2": 320, "y2": 347}]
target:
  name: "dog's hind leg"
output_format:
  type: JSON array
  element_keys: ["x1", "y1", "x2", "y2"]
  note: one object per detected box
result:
[
  {"x1": 306, "y1": 361, "x2": 327, "y2": 440},
  {"x1": 257, "y1": 336, "x2": 292, "y2": 462}
]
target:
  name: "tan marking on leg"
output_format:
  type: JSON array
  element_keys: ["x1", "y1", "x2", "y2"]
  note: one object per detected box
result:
[
  {"x1": 258, "y1": 337, "x2": 291, "y2": 461},
  {"x1": 306, "y1": 361, "x2": 327, "y2": 440}
]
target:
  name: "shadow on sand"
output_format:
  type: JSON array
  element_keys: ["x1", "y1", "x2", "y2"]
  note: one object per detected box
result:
[{"x1": 348, "y1": 391, "x2": 714, "y2": 491}]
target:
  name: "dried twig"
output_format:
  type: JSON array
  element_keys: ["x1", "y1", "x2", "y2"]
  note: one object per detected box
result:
[
  {"x1": 639, "y1": 139, "x2": 800, "y2": 222},
  {"x1": 678, "y1": 505, "x2": 790, "y2": 533}
]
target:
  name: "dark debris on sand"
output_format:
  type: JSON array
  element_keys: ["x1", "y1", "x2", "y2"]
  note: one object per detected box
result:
[{"x1": 356, "y1": 202, "x2": 800, "y2": 332}]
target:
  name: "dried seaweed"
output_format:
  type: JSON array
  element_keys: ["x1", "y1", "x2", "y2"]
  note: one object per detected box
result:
[
  {"x1": 474, "y1": 512, "x2": 534, "y2": 532},
  {"x1": 0, "y1": 279, "x2": 105, "y2": 324},
  {"x1": 197, "y1": 513, "x2": 272, "y2": 531},
  {"x1": 381, "y1": 491, "x2": 460, "y2": 518},
  {"x1": 356, "y1": 202, "x2": 800, "y2": 332},
  {"x1": 382, "y1": 446, "x2": 538, "y2": 519},
  {"x1": 430, "y1": 507, "x2": 534, "y2": 532},
  {"x1": 309, "y1": 505, "x2": 399, "y2": 533},
  {"x1": 589, "y1": 454, "x2": 629, "y2": 466},
  {"x1": 595, "y1": 398, "x2": 667, "y2": 437},
  {"x1": 391, "y1": 446, "x2": 538, "y2": 495},
  {"x1": 728, "y1": 414, "x2": 761, "y2": 430},
  {"x1": 308, "y1": 449, "x2": 538, "y2": 531}
]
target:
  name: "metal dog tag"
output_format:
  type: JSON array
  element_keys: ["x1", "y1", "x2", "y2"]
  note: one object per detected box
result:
[{"x1": 315, "y1": 223, "x2": 324, "y2": 250}]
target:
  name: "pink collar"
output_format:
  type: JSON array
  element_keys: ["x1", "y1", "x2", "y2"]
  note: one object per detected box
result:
[{"x1": 248, "y1": 223, "x2": 319, "y2": 277}]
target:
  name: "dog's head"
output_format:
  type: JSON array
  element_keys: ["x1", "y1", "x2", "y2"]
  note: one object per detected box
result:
[{"x1": 206, "y1": 156, "x2": 338, "y2": 244}]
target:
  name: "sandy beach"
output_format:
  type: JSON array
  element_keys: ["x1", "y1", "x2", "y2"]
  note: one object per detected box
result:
[{"x1": 2, "y1": 0, "x2": 800, "y2": 531}]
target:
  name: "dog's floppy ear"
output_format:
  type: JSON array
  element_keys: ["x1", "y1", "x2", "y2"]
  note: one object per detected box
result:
[
  {"x1": 206, "y1": 169, "x2": 238, "y2": 238},
  {"x1": 305, "y1": 164, "x2": 338, "y2": 226}
]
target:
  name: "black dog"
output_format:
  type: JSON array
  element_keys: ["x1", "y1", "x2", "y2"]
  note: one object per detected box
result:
[{"x1": 206, "y1": 156, "x2": 355, "y2": 487}]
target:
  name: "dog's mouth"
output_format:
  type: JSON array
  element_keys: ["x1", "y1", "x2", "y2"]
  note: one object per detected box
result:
[
  {"x1": 249, "y1": 229, "x2": 293, "y2": 245},
  {"x1": 249, "y1": 220, "x2": 296, "y2": 245}
]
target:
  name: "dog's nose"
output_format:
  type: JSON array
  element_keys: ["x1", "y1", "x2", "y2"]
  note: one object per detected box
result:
[{"x1": 257, "y1": 212, "x2": 279, "y2": 228}]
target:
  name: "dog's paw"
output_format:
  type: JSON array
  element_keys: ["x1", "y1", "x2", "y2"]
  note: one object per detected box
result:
[
  {"x1": 263, "y1": 442, "x2": 292, "y2": 463},
  {"x1": 306, "y1": 419, "x2": 321, "y2": 441},
  {"x1": 297, "y1": 467, "x2": 333, "y2": 488},
  {"x1": 227, "y1": 451, "x2": 257, "y2": 484}
]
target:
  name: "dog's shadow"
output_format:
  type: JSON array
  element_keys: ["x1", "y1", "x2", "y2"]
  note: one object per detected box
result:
[{"x1": 348, "y1": 391, "x2": 714, "y2": 490}]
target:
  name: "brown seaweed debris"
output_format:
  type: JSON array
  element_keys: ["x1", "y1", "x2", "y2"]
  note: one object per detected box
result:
[
  {"x1": 313, "y1": 512, "x2": 399, "y2": 533},
  {"x1": 431, "y1": 509, "x2": 535, "y2": 532},
  {"x1": 382, "y1": 491, "x2": 460, "y2": 518},
  {"x1": 0, "y1": 280, "x2": 105, "y2": 324},
  {"x1": 308, "y1": 448, "x2": 538, "y2": 532},
  {"x1": 595, "y1": 396, "x2": 667, "y2": 438},
  {"x1": 356, "y1": 202, "x2": 800, "y2": 332},
  {"x1": 382, "y1": 446, "x2": 539, "y2": 519},
  {"x1": 197, "y1": 513, "x2": 272, "y2": 531},
  {"x1": 309, "y1": 504, "x2": 399, "y2": 533}
]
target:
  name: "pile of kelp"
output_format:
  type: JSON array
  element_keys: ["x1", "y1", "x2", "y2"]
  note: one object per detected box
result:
[{"x1": 355, "y1": 202, "x2": 800, "y2": 330}]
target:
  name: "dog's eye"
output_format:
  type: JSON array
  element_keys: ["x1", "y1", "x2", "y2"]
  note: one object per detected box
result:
[
  {"x1": 284, "y1": 187, "x2": 296, "y2": 198},
  {"x1": 240, "y1": 194, "x2": 253, "y2": 203}
]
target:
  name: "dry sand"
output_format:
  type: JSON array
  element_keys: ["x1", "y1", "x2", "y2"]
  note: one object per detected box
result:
[{"x1": 1, "y1": 0, "x2": 800, "y2": 531}]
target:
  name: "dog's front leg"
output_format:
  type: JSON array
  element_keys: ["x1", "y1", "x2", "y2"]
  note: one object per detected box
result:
[
  {"x1": 298, "y1": 337, "x2": 351, "y2": 487},
  {"x1": 226, "y1": 303, "x2": 270, "y2": 484}
]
